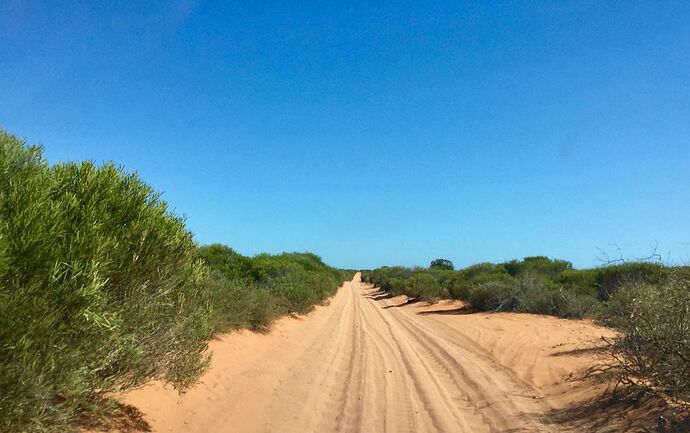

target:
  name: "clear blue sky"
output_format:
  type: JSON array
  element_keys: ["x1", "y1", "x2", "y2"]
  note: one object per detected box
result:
[{"x1": 2, "y1": 1, "x2": 689, "y2": 270}]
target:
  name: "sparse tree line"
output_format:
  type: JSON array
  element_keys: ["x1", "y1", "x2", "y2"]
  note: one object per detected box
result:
[
  {"x1": 0, "y1": 130, "x2": 352, "y2": 433},
  {"x1": 362, "y1": 257, "x2": 690, "y2": 408}
]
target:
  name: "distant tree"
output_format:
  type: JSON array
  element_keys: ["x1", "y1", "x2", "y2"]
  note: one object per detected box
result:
[{"x1": 430, "y1": 258, "x2": 454, "y2": 271}]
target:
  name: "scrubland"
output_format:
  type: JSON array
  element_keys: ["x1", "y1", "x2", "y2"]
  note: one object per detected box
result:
[
  {"x1": 0, "y1": 130, "x2": 351, "y2": 432},
  {"x1": 1, "y1": 129, "x2": 687, "y2": 432},
  {"x1": 363, "y1": 257, "x2": 690, "y2": 411}
]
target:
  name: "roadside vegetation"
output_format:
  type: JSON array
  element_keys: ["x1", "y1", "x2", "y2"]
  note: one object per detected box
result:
[
  {"x1": 605, "y1": 272, "x2": 690, "y2": 406},
  {"x1": 199, "y1": 244, "x2": 353, "y2": 333},
  {"x1": 1, "y1": 127, "x2": 685, "y2": 430},
  {"x1": 0, "y1": 130, "x2": 351, "y2": 433},
  {"x1": 363, "y1": 258, "x2": 690, "y2": 407}
]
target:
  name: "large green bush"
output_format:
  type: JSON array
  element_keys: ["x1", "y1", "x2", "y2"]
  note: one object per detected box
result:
[
  {"x1": 558, "y1": 268, "x2": 598, "y2": 296},
  {"x1": 198, "y1": 245, "x2": 351, "y2": 330},
  {"x1": 605, "y1": 278, "x2": 690, "y2": 404},
  {"x1": 0, "y1": 131, "x2": 211, "y2": 433},
  {"x1": 362, "y1": 266, "x2": 412, "y2": 293},
  {"x1": 595, "y1": 262, "x2": 665, "y2": 300},
  {"x1": 206, "y1": 273, "x2": 280, "y2": 332},
  {"x1": 467, "y1": 280, "x2": 516, "y2": 311},
  {"x1": 401, "y1": 272, "x2": 442, "y2": 301},
  {"x1": 503, "y1": 256, "x2": 573, "y2": 278},
  {"x1": 429, "y1": 258, "x2": 454, "y2": 271}
]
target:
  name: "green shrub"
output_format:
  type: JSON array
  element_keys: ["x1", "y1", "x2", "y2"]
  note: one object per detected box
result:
[
  {"x1": 253, "y1": 253, "x2": 343, "y2": 314},
  {"x1": 208, "y1": 274, "x2": 281, "y2": 332},
  {"x1": 605, "y1": 278, "x2": 690, "y2": 404},
  {"x1": 461, "y1": 262, "x2": 510, "y2": 282},
  {"x1": 0, "y1": 131, "x2": 211, "y2": 433},
  {"x1": 516, "y1": 278, "x2": 561, "y2": 315},
  {"x1": 467, "y1": 280, "x2": 516, "y2": 311},
  {"x1": 430, "y1": 258, "x2": 454, "y2": 271},
  {"x1": 366, "y1": 260, "x2": 604, "y2": 319},
  {"x1": 557, "y1": 291, "x2": 602, "y2": 318},
  {"x1": 197, "y1": 244, "x2": 250, "y2": 279},
  {"x1": 446, "y1": 278, "x2": 472, "y2": 301},
  {"x1": 198, "y1": 245, "x2": 350, "y2": 325},
  {"x1": 406, "y1": 272, "x2": 442, "y2": 301},
  {"x1": 364, "y1": 266, "x2": 412, "y2": 293},
  {"x1": 366, "y1": 260, "x2": 680, "y2": 322},
  {"x1": 595, "y1": 262, "x2": 665, "y2": 300},
  {"x1": 558, "y1": 268, "x2": 598, "y2": 296},
  {"x1": 430, "y1": 269, "x2": 458, "y2": 299},
  {"x1": 503, "y1": 256, "x2": 573, "y2": 278},
  {"x1": 273, "y1": 277, "x2": 319, "y2": 314},
  {"x1": 365, "y1": 268, "x2": 442, "y2": 302}
]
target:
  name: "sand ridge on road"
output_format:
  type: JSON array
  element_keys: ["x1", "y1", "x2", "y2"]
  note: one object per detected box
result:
[{"x1": 119, "y1": 273, "x2": 615, "y2": 433}]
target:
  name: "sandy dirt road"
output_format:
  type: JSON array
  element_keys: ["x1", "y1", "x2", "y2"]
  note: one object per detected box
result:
[{"x1": 120, "y1": 273, "x2": 617, "y2": 433}]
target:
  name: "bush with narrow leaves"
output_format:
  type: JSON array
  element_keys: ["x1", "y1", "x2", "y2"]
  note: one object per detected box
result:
[
  {"x1": 198, "y1": 245, "x2": 352, "y2": 329},
  {"x1": 0, "y1": 131, "x2": 211, "y2": 433},
  {"x1": 605, "y1": 278, "x2": 690, "y2": 404}
]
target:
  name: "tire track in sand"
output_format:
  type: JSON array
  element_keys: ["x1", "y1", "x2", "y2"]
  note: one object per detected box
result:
[{"x1": 262, "y1": 273, "x2": 561, "y2": 433}]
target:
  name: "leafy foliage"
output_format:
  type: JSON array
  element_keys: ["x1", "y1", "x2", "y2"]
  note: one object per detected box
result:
[
  {"x1": 197, "y1": 245, "x2": 352, "y2": 332},
  {"x1": 430, "y1": 258, "x2": 454, "y2": 271},
  {"x1": 503, "y1": 256, "x2": 572, "y2": 278},
  {"x1": 0, "y1": 131, "x2": 211, "y2": 433},
  {"x1": 363, "y1": 257, "x2": 679, "y2": 320},
  {"x1": 595, "y1": 262, "x2": 665, "y2": 300},
  {"x1": 605, "y1": 277, "x2": 690, "y2": 404},
  {"x1": 0, "y1": 131, "x2": 353, "y2": 432}
]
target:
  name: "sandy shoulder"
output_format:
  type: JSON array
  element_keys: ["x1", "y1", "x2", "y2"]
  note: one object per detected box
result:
[{"x1": 116, "y1": 283, "x2": 351, "y2": 433}]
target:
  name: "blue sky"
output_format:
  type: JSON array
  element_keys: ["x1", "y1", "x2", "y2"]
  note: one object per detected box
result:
[{"x1": 1, "y1": 1, "x2": 689, "y2": 269}]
